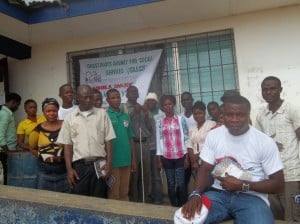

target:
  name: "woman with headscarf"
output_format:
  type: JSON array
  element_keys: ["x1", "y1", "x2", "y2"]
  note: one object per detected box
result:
[{"x1": 29, "y1": 98, "x2": 69, "y2": 193}]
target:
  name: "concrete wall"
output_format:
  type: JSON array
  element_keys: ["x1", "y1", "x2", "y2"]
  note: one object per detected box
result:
[
  {"x1": 0, "y1": 185, "x2": 175, "y2": 223},
  {"x1": 6, "y1": 5, "x2": 300, "y2": 122},
  {"x1": 0, "y1": 185, "x2": 288, "y2": 223}
]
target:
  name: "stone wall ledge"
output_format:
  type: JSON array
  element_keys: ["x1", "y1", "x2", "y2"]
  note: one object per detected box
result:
[
  {"x1": 0, "y1": 185, "x2": 287, "y2": 223},
  {"x1": 0, "y1": 185, "x2": 175, "y2": 223}
]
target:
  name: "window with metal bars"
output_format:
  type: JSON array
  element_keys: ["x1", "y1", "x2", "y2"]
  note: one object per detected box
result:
[{"x1": 67, "y1": 29, "x2": 238, "y2": 112}]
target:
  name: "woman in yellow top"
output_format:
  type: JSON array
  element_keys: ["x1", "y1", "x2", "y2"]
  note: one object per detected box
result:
[
  {"x1": 17, "y1": 99, "x2": 46, "y2": 154},
  {"x1": 29, "y1": 98, "x2": 68, "y2": 192}
]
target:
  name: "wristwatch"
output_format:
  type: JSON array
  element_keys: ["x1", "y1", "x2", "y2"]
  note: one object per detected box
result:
[{"x1": 242, "y1": 182, "x2": 250, "y2": 192}]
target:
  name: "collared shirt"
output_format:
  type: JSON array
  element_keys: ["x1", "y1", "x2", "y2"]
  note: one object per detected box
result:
[
  {"x1": 0, "y1": 105, "x2": 17, "y2": 150},
  {"x1": 187, "y1": 120, "x2": 216, "y2": 154},
  {"x1": 106, "y1": 108, "x2": 134, "y2": 168},
  {"x1": 120, "y1": 102, "x2": 150, "y2": 139},
  {"x1": 17, "y1": 115, "x2": 46, "y2": 143},
  {"x1": 156, "y1": 115, "x2": 188, "y2": 158},
  {"x1": 255, "y1": 101, "x2": 300, "y2": 181},
  {"x1": 57, "y1": 107, "x2": 116, "y2": 162},
  {"x1": 161, "y1": 115, "x2": 186, "y2": 159}
]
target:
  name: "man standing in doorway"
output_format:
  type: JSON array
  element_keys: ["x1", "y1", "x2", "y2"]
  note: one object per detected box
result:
[
  {"x1": 0, "y1": 92, "x2": 22, "y2": 185},
  {"x1": 255, "y1": 76, "x2": 300, "y2": 222}
]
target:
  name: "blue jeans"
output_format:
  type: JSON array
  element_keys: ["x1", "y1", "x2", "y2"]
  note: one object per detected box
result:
[
  {"x1": 204, "y1": 189, "x2": 274, "y2": 224},
  {"x1": 37, "y1": 160, "x2": 69, "y2": 193},
  {"x1": 150, "y1": 150, "x2": 163, "y2": 203},
  {"x1": 161, "y1": 156, "x2": 187, "y2": 207}
]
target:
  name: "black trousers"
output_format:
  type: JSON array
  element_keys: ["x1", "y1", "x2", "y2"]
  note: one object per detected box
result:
[
  {"x1": 72, "y1": 162, "x2": 107, "y2": 198},
  {"x1": 0, "y1": 151, "x2": 7, "y2": 185}
]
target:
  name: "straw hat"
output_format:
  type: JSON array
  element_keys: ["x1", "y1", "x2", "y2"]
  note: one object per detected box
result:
[{"x1": 145, "y1": 92, "x2": 158, "y2": 102}]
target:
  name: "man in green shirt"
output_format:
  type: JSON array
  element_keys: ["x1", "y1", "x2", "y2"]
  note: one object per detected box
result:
[
  {"x1": 106, "y1": 88, "x2": 136, "y2": 201},
  {"x1": 0, "y1": 92, "x2": 22, "y2": 184}
]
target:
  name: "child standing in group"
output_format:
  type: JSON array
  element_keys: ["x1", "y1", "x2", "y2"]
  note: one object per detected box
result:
[{"x1": 106, "y1": 88, "x2": 136, "y2": 201}]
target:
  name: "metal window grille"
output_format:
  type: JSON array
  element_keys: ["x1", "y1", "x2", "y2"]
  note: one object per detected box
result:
[{"x1": 67, "y1": 29, "x2": 238, "y2": 111}]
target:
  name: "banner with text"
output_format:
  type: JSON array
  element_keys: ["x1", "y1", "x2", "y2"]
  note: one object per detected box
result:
[{"x1": 79, "y1": 49, "x2": 162, "y2": 108}]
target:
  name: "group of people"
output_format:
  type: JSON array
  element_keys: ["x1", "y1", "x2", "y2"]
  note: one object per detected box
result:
[
  {"x1": 0, "y1": 75, "x2": 299, "y2": 223},
  {"x1": 181, "y1": 76, "x2": 300, "y2": 223}
]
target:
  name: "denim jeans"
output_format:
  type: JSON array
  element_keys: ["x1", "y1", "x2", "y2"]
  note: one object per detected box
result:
[
  {"x1": 204, "y1": 189, "x2": 274, "y2": 224},
  {"x1": 150, "y1": 150, "x2": 163, "y2": 203},
  {"x1": 161, "y1": 156, "x2": 187, "y2": 207},
  {"x1": 37, "y1": 160, "x2": 69, "y2": 193}
]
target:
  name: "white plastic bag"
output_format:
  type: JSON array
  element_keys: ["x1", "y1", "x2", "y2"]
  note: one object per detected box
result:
[{"x1": 174, "y1": 195, "x2": 211, "y2": 224}]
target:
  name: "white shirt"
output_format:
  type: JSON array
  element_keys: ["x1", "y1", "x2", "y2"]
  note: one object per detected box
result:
[
  {"x1": 181, "y1": 113, "x2": 197, "y2": 130},
  {"x1": 201, "y1": 125, "x2": 283, "y2": 205},
  {"x1": 187, "y1": 120, "x2": 216, "y2": 154},
  {"x1": 58, "y1": 104, "x2": 78, "y2": 120}
]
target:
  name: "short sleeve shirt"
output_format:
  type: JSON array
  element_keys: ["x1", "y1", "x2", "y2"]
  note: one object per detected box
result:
[
  {"x1": 201, "y1": 125, "x2": 283, "y2": 205},
  {"x1": 106, "y1": 108, "x2": 134, "y2": 168},
  {"x1": 58, "y1": 105, "x2": 78, "y2": 120},
  {"x1": 57, "y1": 107, "x2": 116, "y2": 161},
  {"x1": 17, "y1": 115, "x2": 46, "y2": 141},
  {"x1": 255, "y1": 101, "x2": 300, "y2": 181},
  {"x1": 187, "y1": 120, "x2": 216, "y2": 154}
]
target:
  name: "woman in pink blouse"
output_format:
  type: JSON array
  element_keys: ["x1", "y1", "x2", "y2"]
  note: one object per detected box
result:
[{"x1": 156, "y1": 95, "x2": 189, "y2": 207}]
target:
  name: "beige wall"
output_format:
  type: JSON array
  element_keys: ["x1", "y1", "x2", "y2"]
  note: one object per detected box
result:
[{"x1": 7, "y1": 5, "x2": 300, "y2": 122}]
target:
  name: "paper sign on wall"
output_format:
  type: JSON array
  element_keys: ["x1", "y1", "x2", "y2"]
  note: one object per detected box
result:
[{"x1": 79, "y1": 49, "x2": 162, "y2": 108}]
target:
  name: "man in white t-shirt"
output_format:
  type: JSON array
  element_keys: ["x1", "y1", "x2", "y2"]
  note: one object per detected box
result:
[
  {"x1": 58, "y1": 84, "x2": 78, "y2": 120},
  {"x1": 255, "y1": 76, "x2": 300, "y2": 222},
  {"x1": 182, "y1": 95, "x2": 284, "y2": 223}
]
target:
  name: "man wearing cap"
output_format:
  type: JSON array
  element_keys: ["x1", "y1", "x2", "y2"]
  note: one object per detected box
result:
[{"x1": 144, "y1": 92, "x2": 164, "y2": 204}]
